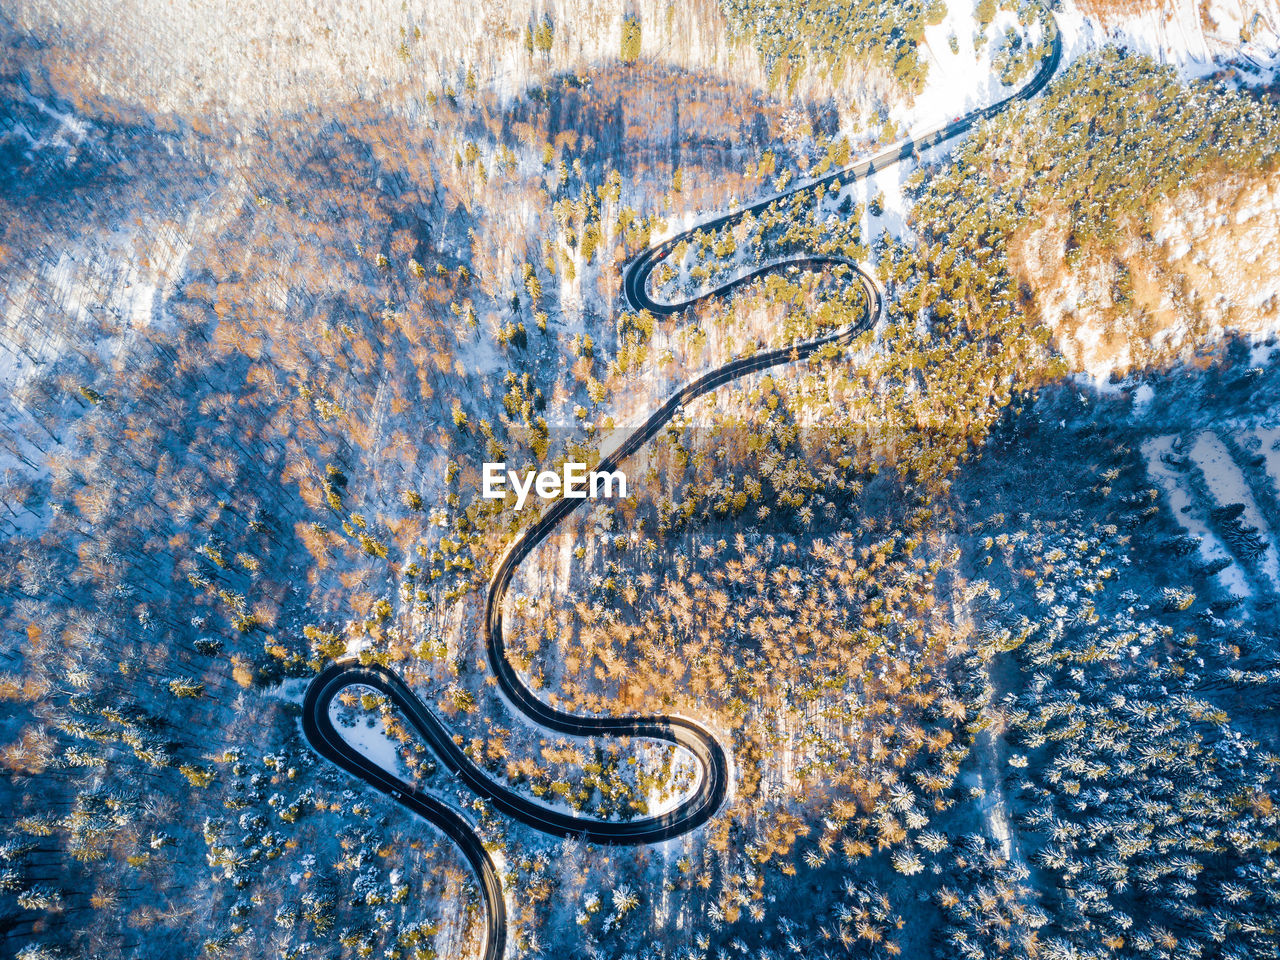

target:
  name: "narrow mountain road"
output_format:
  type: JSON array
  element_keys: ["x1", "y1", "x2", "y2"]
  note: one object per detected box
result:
[{"x1": 302, "y1": 21, "x2": 1062, "y2": 960}]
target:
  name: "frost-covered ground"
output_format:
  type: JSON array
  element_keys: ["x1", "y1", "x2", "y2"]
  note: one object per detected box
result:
[
  {"x1": 6, "y1": 0, "x2": 990, "y2": 120},
  {"x1": 1143, "y1": 435, "x2": 1252, "y2": 596},
  {"x1": 1065, "y1": 0, "x2": 1280, "y2": 77},
  {"x1": 1189, "y1": 429, "x2": 1280, "y2": 589},
  {"x1": 331, "y1": 697, "x2": 411, "y2": 779},
  {"x1": 0, "y1": 217, "x2": 200, "y2": 533},
  {"x1": 908, "y1": 4, "x2": 1044, "y2": 132},
  {"x1": 1015, "y1": 167, "x2": 1280, "y2": 384},
  {"x1": 1151, "y1": 172, "x2": 1280, "y2": 318},
  {"x1": 1139, "y1": 399, "x2": 1280, "y2": 609}
]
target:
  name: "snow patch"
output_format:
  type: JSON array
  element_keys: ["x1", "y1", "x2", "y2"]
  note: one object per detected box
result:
[
  {"x1": 1143, "y1": 435, "x2": 1252, "y2": 597},
  {"x1": 1132, "y1": 382, "x2": 1156, "y2": 412},
  {"x1": 330, "y1": 698, "x2": 410, "y2": 780},
  {"x1": 265, "y1": 678, "x2": 311, "y2": 704},
  {"x1": 1189, "y1": 430, "x2": 1280, "y2": 589},
  {"x1": 1062, "y1": 0, "x2": 1280, "y2": 77}
]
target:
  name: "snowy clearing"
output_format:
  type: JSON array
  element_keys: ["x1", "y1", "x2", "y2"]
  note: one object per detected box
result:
[{"x1": 1143, "y1": 435, "x2": 1251, "y2": 597}]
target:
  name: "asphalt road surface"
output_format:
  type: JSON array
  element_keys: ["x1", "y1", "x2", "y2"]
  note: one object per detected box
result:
[{"x1": 302, "y1": 21, "x2": 1063, "y2": 960}]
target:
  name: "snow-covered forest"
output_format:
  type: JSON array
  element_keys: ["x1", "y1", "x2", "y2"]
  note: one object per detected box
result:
[{"x1": 3, "y1": 0, "x2": 1280, "y2": 958}]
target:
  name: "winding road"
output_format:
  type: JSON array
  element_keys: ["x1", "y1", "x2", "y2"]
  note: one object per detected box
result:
[{"x1": 302, "y1": 19, "x2": 1062, "y2": 960}]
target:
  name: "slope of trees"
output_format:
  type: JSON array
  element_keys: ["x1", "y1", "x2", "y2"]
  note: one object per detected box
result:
[{"x1": 718, "y1": 0, "x2": 943, "y2": 94}]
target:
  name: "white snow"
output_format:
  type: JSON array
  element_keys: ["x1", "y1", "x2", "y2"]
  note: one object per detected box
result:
[
  {"x1": 265, "y1": 678, "x2": 311, "y2": 704},
  {"x1": 1021, "y1": 170, "x2": 1280, "y2": 381},
  {"x1": 1072, "y1": 370, "x2": 1127, "y2": 395},
  {"x1": 0, "y1": 183, "x2": 211, "y2": 536},
  {"x1": 330, "y1": 698, "x2": 410, "y2": 779},
  {"x1": 1189, "y1": 430, "x2": 1280, "y2": 589},
  {"x1": 1251, "y1": 339, "x2": 1280, "y2": 366},
  {"x1": 897, "y1": 4, "x2": 1034, "y2": 137},
  {"x1": 1061, "y1": 0, "x2": 1280, "y2": 77},
  {"x1": 1160, "y1": 175, "x2": 1280, "y2": 309},
  {"x1": 1143, "y1": 435, "x2": 1252, "y2": 597},
  {"x1": 1132, "y1": 382, "x2": 1156, "y2": 412}
]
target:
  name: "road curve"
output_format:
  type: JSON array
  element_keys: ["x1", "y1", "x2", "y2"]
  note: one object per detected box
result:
[{"x1": 302, "y1": 18, "x2": 1061, "y2": 960}]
